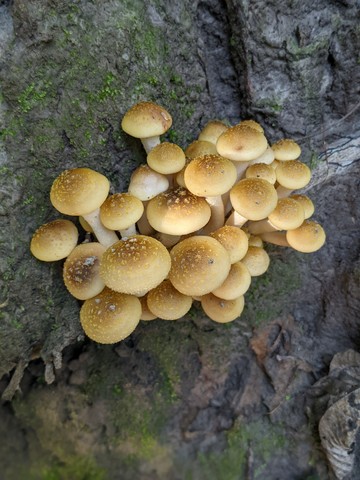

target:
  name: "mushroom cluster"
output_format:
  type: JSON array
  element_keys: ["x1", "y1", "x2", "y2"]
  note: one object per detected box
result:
[{"x1": 30, "y1": 101, "x2": 326, "y2": 344}]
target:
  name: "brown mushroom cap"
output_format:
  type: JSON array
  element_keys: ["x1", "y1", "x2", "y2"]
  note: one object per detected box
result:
[
  {"x1": 201, "y1": 293, "x2": 245, "y2": 323},
  {"x1": 276, "y1": 160, "x2": 311, "y2": 190},
  {"x1": 216, "y1": 125, "x2": 268, "y2": 162},
  {"x1": 212, "y1": 261, "x2": 251, "y2": 300},
  {"x1": 289, "y1": 194, "x2": 315, "y2": 219},
  {"x1": 271, "y1": 139, "x2": 301, "y2": 161},
  {"x1": 50, "y1": 168, "x2": 110, "y2": 216},
  {"x1": 230, "y1": 178, "x2": 278, "y2": 221},
  {"x1": 30, "y1": 219, "x2": 78, "y2": 262},
  {"x1": 63, "y1": 242, "x2": 106, "y2": 300},
  {"x1": 198, "y1": 120, "x2": 229, "y2": 144},
  {"x1": 147, "y1": 142, "x2": 186, "y2": 175},
  {"x1": 128, "y1": 164, "x2": 169, "y2": 201},
  {"x1": 286, "y1": 220, "x2": 326, "y2": 253},
  {"x1": 246, "y1": 163, "x2": 276, "y2": 184},
  {"x1": 80, "y1": 287, "x2": 141, "y2": 344},
  {"x1": 121, "y1": 101, "x2": 172, "y2": 139},
  {"x1": 100, "y1": 235, "x2": 171, "y2": 295},
  {"x1": 241, "y1": 246, "x2": 270, "y2": 276},
  {"x1": 100, "y1": 193, "x2": 144, "y2": 231},
  {"x1": 146, "y1": 187, "x2": 211, "y2": 235},
  {"x1": 184, "y1": 154, "x2": 237, "y2": 197},
  {"x1": 268, "y1": 197, "x2": 305, "y2": 231},
  {"x1": 147, "y1": 280, "x2": 193, "y2": 320},
  {"x1": 210, "y1": 225, "x2": 249, "y2": 263},
  {"x1": 169, "y1": 236, "x2": 231, "y2": 296},
  {"x1": 185, "y1": 140, "x2": 218, "y2": 159}
]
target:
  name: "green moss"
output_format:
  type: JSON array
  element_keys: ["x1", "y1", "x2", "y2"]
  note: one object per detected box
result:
[
  {"x1": 31, "y1": 457, "x2": 106, "y2": 480},
  {"x1": 287, "y1": 37, "x2": 329, "y2": 59}
]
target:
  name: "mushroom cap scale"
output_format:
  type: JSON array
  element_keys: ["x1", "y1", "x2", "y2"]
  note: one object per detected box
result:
[
  {"x1": 30, "y1": 219, "x2": 78, "y2": 262},
  {"x1": 80, "y1": 288, "x2": 141, "y2": 344},
  {"x1": 121, "y1": 101, "x2": 172, "y2": 139},
  {"x1": 100, "y1": 193, "x2": 144, "y2": 231},
  {"x1": 230, "y1": 178, "x2": 278, "y2": 221},
  {"x1": 216, "y1": 125, "x2": 268, "y2": 162},
  {"x1": 50, "y1": 168, "x2": 110, "y2": 216},
  {"x1": 201, "y1": 293, "x2": 245, "y2": 323},
  {"x1": 147, "y1": 280, "x2": 193, "y2": 320}
]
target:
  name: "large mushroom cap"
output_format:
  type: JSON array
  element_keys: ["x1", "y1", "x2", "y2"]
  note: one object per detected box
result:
[
  {"x1": 216, "y1": 124, "x2": 268, "y2": 162},
  {"x1": 121, "y1": 101, "x2": 172, "y2": 139},
  {"x1": 147, "y1": 280, "x2": 193, "y2": 320},
  {"x1": 169, "y1": 236, "x2": 231, "y2": 296},
  {"x1": 146, "y1": 187, "x2": 211, "y2": 235},
  {"x1": 201, "y1": 293, "x2": 245, "y2": 323},
  {"x1": 276, "y1": 160, "x2": 311, "y2": 190},
  {"x1": 100, "y1": 235, "x2": 171, "y2": 296},
  {"x1": 50, "y1": 168, "x2": 110, "y2": 216},
  {"x1": 230, "y1": 178, "x2": 278, "y2": 221},
  {"x1": 63, "y1": 242, "x2": 106, "y2": 300},
  {"x1": 30, "y1": 219, "x2": 78, "y2": 262},
  {"x1": 100, "y1": 193, "x2": 144, "y2": 231},
  {"x1": 286, "y1": 220, "x2": 326, "y2": 253},
  {"x1": 80, "y1": 288, "x2": 141, "y2": 344}
]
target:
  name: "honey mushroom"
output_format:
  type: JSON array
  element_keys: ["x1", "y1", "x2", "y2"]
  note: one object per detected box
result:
[
  {"x1": 271, "y1": 138, "x2": 301, "y2": 161},
  {"x1": 198, "y1": 120, "x2": 229, "y2": 144},
  {"x1": 245, "y1": 163, "x2": 277, "y2": 185},
  {"x1": 99, "y1": 193, "x2": 144, "y2": 238},
  {"x1": 289, "y1": 194, "x2": 315, "y2": 219},
  {"x1": 275, "y1": 160, "x2": 312, "y2": 198},
  {"x1": 146, "y1": 141, "x2": 186, "y2": 187},
  {"x1": 146, "y1": 280, "x2": 193, "y2": 320},
  {"x1": 30, "y1": 219, "x2": 78, "y2": 262},
  {"x1": 201, "y1": 293, "x2": 245, "y2": 323},
  {"x1": 209, "y1": 225, "x2": 249, "y2": 264},
  {"x1": 139, "y1": 295, "x2": 158, "y2": 321},
  {"x1": 241, "y1": 246, "x2": 271, "y2": 277},
  {"x1": 211, "y1": 261, "x2": 252, "y2": 300}
]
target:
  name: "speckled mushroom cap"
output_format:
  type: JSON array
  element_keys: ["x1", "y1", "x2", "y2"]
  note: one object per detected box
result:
[
  {"x1": 100, "y1": 193, "x2": 144, "y2": 231},
  {"x1": 289, "y1": 194, "x2": 315, "y2": 219},
  {"x1": 63, "y1": 242, "x2": 106, "y2": 300},
  {"x1": 50, "y1": 168, "x2": 110, "y2": 216},
  {"x1": 80, "y1": 287, "x2": 141, "y2": 344},
  {"x1": 147, "y1": 142, "x2": 186, "y2": 175},
  {"x1": 184, "y1": 154, "x2": 237, "y2": 197},
  {"x1": 245, "y1": 163, "x2": 277, "y2": 184},
  {"x1": 216, "y1": 125, "x2": 268, "y2": 162},
  {"x1": 268, "y1": 197, "x2": 305, "y2": 231},
  {"x1": 237, "y1": 119, "x2": 264, "y2": 133},
  {"x1": 241, "y1": 246, "x2": 270, "y2": 276},
  {"x1": 100, "y1": 235, "x2": 171, "y2": 296},
  {"x1": 210, "y1": 225, "x2": 249, "y2": 263},
  {"x1": 286, "y1": 220, "x2": 326, "y2": 253},
  {"x1": 147, "y1": 279, "x2": 193, "y2": 320},
  {"x1": 146, "y1": 187, "x2": 211, "y2": 235},
  {"x1": 276, "y1": 160, "x2": 311, "y2": 190},
  {"x1": 271, "y1": 139, "x2": 301, "y2": 161},
  {"x1": 198, "y1": 120, "x2": 229, "y2": 145},
  {"x1": 201, "y1": 293, "x2": 245, "y2": 323},
  {"x1": 169, "y1": 236, "x2": 231, "y2": 296},
  {"x1": 121, "y1": 101, "x2": 172, "y2": 139},
  {"x1": 30, "y1": 219, "x2": 78, "y2": 262},
  {"x1": 128, "y1": 164, "x2": 169, "y2": 201},
  {"x1": 185, "y1": 140, "x2": 218, "y2": 159},
  {"x1": 230, "y1": 178, "x2": 278, "y2": 221},
  {"x1": 212, "y1": 262, "x2": 251, "y2": 300}
]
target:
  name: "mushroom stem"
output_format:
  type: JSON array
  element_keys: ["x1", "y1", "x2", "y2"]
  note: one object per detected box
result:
[
  {"x1": 276, "y1": 185, "x2": 294, "y2": 198},
  {"x1": 83, "y1": 209, "x2": 119, "y2": 247},
  {"x1": 225, "y1": 210, "x2": 248, "y2": 228},
  {"x1": 234, "y1": 161, "x2": 250, "y2": 181},
  {"x1": 137, "y1": 203, "x2": 155, "y2": 236},
  {"x1": 202, "y1": 196, "x2": 225, "y2": 234},
  {"x1": 119, "y1": 223, "x2": 138, "y2": 238},
  {"x1": 247, "y1": 219, "x2": 278, "y2": 235},
  {"x1": 259, "y1": 231, "x2": 290, "y2": 247},
  {"x1": 154, "y1": 232, "x2": 182, "y2": 248},
  {"x1": 141, "y1": 136, "x2": 161, "y2": 154}
]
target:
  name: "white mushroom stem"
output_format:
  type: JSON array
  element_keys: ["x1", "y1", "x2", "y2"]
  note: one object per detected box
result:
[
  {"x1": 141, "y1": 136, "x2": 161, "y2": 154},
  {"x1": 259, "y1": 231, "x2": 290, "y2": 247},
  {"x1": 276, "y1": 186, "x2": 295, "y2": 198},
  {"x1": 202, "y1": 196, "x2": 225, "y2": 234},
  {"x1": 234, "y1": 161, "x2": 251, "y2": 181},
  {"x1": 247, "y1": 219, "x2": 278, "y2": 235},
  {"x1": 225, "y1": 210, "x2": 248, "y2": 228},
  {"x1": 83, "y1": 209, "x2": 119, "y2": 247},
  {"x1": 119, "y1": 223, "x2": 138, "y2": 238}
]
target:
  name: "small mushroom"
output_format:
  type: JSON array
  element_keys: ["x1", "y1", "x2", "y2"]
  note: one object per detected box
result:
[
  {"x1": 147, "y1": 279, "x2": 193, "y2": 320},
  {"x1": 210, "y1": 225, "x2": 249, "y2": 264},
  {"x1": 201, "y1": 293, "x2": 245, "y2": 323},
  {"x1": 241, "y1": 246, "x2": 270, "y2": 276},
  {"x1": 212, "y1": 261, "x2": 252, "y2": 299},
  {"x1": 271, "y1": 138, "x2": 301, "y2": 161},
  {"x1": 275, "y1": 160, "x2": 311, "y2": 198},
  {"x1": 198, "y1": 120, "x2": 229, "y2": 145},
  {"x1": 147, "y1": 142, "x2": 186, "y2": 187},
  {"x1": 185, "y1": 140, "x2": 218, "y2": 159},
  {"x1": 100, "y1": 193, "x2": 144, "y2": 237},
  {"x1": 30, "y1": 219, "x2": 78, "y2": 262}
]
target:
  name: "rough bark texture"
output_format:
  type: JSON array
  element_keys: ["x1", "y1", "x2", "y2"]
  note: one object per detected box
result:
[{"x1": 0, "y1": 0, "x2": 359, "y2": 479}]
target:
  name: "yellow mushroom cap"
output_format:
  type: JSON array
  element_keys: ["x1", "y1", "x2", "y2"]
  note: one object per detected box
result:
[
  {"x1": 286, "y1": 220, "x2": 326, "y2": 253},
  {"x1": 50, "y1": 168, "x2": 110, "y2": 216},
  {"x1": 201, "y1": 293, "x2": 245, "y2": 323},
  {"x1": 147, "y1": 279, "x2": 193, "y2": 320},
  {"x1": 289, "y1": 194, "x2": 315, "y2": 219},
  {"x1": 212, "y1": 262, "x2": 251, "y2": 300},
  {"x1": 271, "y1": 139, "x2": 301, "y2": 161},
  {"x1": 210, "y1": 225, "x2": 249, "y2": 263},
  {"x1": 241, "y1": 246, "x2": 270, "y2": 276},
  {"x1": 276, "y1": 160, "x2": 311, "y2": 190},
  {"x1": 30, "y1": 219, "x2": 78, "y2": 262},
  {"x1": 216, "y1": 125, "x2": 268, "y2": 162},
  {"x1": 100, "y1": 193, "x2": 144, "y2": 231},
  {"x1": 147, "y1": 142, "x2": 186, "y2": 175},
  {"x1": 184, "y1": 154, "x2": 237, "y2": 197},
  {"x1": 248, "y1": 235, "x2": 264, "y2": 248},
  {"x1": 185, "y1": 140, "x2": 218, "y2": 159},
  {"x1": 100, "y1": 235, "x2": 171, "y2": 295},
  {"x1": 198, "y1": 120, "x2": 229, "y2": 144},
  {"x1": 237, "y1": 119, "x2": 264, "y2": 133},
  {"x1": 63, "y1": 242, "x2": 106, "y2": 300},
  {"x1": 80, "y1": 287, "x2": 141, "y2": 344},
  {"x1": 268, "y1": 197, "x2": 305, "y2": 230},
  {"x1": 146, "y1": 187, "x2": 211, "y2": 235},
  {"x1": 139, "y1": 295, "x2": 158, "y2": 321},
  {"x1": 169, "y1": 236, "x2": 231, "y2": 296},
  {"x1": 230, "y1": 178, "x2": 278, "y2": 221},
  {"x1": 121, "y1": 101, "x2": 172, "y2": 139},
  {"x1": 246, "y1": 163, "x2": 277, "y2": 184}
]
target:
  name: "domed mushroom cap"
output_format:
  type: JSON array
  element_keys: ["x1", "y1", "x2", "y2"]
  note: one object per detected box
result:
[
  {"x1": 289, "y1": 194, "x2": 315, "y2": 219},
  {"x1": 241, "y1": 246, "x2": 270, "y2": 276},
  {"x1": 238, "y1": 119, "x2": 264, "y2": 133},
  {"x1": 250, "y1": 146, "x2": 275, "y2": 165},
  {"x1": 198, "y1": 120, "x2": 229, "y2": 144},
  {"x1": 210, "y1": 225, "x2": 249, "y2": 263},
  {"x1": 271, "y1": 139, "x2": 301, "y2": 161},
  {"x1": 121, "y1": 101, "x2": 172, "y2": 139},
  {"x1": 80, "y1": 288, "x2": 141, "y2": 344},
  {"x1": 230, "y1": 178, "x2": 278, "y2": 221},
  {"x1": 139, "y1": 295, "x2": 157, "y2": 321},
  {"x1": 185, "y1": 140, "x2": 218, "y2": 159},
  {"x1": 100, "y1": 235, "x2": 171, "y2": 295},
  {"x1": 169, "y1": 236, "x2": 231, "y2": 296},
  {"x1": 147, "y1": 142, "x2": 186, "y2": 175},
  {"x1": 216, "y1": 125, "x2": 268, "y2": 162},
  {"x1": 146, "y1": 187, "x2": 211, "y2": 235},
  {"x1": 276, "y1": 160, "x2": 311, "y2": 190},
  {"x1": 30, "y1": 219, "x2": 78, "y2": 262},
  {"x1": 184, "y1": 154, "x2": 237, "y2": 197},
  {"x1": 201, "y1": 293, "x2": 245, "y2": 323},
  {"x1": 50, "y1": 168, "x2": 110, "y2": 216},
  {"x1": 246, "y1": 163, "x2": 276, "y2": 184},
  {"x1": 212, "y1": 261, "x2": 251, "y2": 300},
  {"x1": 286, "y1": 220, "x2": 326, "y2": 253},
  {"x1": 147, "y1": 280, "x2": 193, "y2": 320},
  {"x1": 100, "y1": 193, "x2": 144, "y2": 231},
  {"x1": 63, "y1": 242, "x2": 106, "y2": 300},
  {"x1": 268, "y1": 197, "x2": 305, "y2": 231}
]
